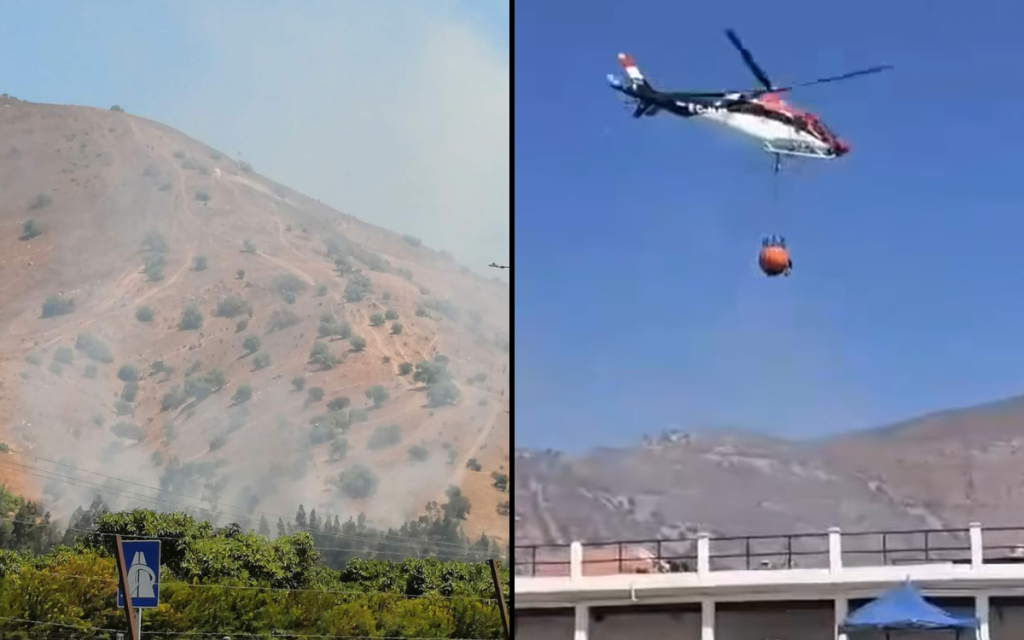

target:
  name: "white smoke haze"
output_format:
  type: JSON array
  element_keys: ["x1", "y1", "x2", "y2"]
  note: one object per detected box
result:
[{"x1": 0, "y1": 1, "x2": 510, "y2": 539}]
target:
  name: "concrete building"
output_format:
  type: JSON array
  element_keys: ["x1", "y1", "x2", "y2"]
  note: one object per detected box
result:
[{"x1": 514, "y1": 524, "x2": 1024, "y2": 640}]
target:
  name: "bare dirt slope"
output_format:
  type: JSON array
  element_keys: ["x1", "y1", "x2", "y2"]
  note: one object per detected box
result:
[
  {"x1": 0, "y1": 97, "x2": 510, "y2": 542},
  {"x1": 515, "y1": 393, "x2": 1024, "y2": 547}
]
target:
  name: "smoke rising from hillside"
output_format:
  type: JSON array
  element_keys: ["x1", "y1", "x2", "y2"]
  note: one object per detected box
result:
[{"x1": 165, "y1": 2, "x2": 510, "y2": 280}]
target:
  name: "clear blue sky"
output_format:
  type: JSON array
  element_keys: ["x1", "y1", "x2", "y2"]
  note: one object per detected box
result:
[
  {"x1": 0, "y1": 0, "x2": 509, "y2": 277},
  {"x1": 515, "y1": 0, "x2": 1024, "y2": 450}
]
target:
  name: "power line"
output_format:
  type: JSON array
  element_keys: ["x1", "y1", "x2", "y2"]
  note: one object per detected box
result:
[
  {"x1": 0, "y1": 458, "x2": 484, "y2": 556},
  {"x1": 0, "y1": 617, "x2": 488, "y2": 640}
]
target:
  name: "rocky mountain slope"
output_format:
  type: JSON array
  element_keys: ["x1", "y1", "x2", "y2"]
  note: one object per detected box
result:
[
  {"x1": 0, "y1": 96, "x2": 510, "y2": 541},
  {"x1": 515, "y1": 393, "x2": 1024, "y2": 546}
]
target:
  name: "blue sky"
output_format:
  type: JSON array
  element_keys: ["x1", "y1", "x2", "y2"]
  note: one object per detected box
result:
[
  {"x1": 0, "y1": 0, "x2": 509, "y2": 276},
  {"x1": 515, "y1": 0, "x2": 1024, "y2": 450}
]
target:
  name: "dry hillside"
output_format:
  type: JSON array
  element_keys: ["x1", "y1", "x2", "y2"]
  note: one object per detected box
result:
[
  {"x1": 516, "y1": 393, "x2": 1024, "y2": 548},
  {"x1": 0, "y1": 96, "x2": 510, "y2": 542}
]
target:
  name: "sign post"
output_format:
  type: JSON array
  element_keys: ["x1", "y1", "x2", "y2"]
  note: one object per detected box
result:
[{"x1": 116, "y1": 538, "x2": 161, "y2": 640}]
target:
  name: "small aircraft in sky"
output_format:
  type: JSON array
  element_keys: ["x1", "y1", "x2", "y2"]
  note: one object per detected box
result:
[
  {"x1": 607, "y1": 29, "x2": 893, "y2": 172},
  {"x1": 489, "y1": 263, "x2": 510, "y2": 270}
]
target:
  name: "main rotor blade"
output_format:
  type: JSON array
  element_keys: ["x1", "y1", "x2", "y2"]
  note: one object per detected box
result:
[
  {"x1": 725, "y1": 29, "x2": 773, "y2": 90},
  {"x1": 760, "y1": 65, "x2": 894, "y2": 95},
  {"x1": 663, "y1": 91, "x2": 731, "y2": 100}
]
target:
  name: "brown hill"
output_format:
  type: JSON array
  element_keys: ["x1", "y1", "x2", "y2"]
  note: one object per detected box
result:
[
  {"x1": 0, "y1": 96, "x2": 510, "y2": 542},
  {"x1": 514, "y1": 394, "x2": 1024, "y2": 547}
]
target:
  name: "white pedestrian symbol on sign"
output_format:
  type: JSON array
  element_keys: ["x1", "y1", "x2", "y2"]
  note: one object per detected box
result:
[{"x1": 128, "y1": 551, "x2": 156, "y2": 599}]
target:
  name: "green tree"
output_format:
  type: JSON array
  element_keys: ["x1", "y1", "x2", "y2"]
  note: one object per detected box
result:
[
  {"x1": 292, "y1": 376, "x2": 306, "y2": 391},
  {"x1": 365, "y1": 385, "x2": 389, "y2": 408},
  {"x1": 242, "y1": 334, "x2": 261, "y2": 355},
  {"x1": 253, "y1": 352, "x2": 271, "y2": 370},
  {"x1": 192, "y1": 255, "x2": 208, "y2": 271},
  {"x1": 370, "y1": 312, "x2": 385, "y2": 327},
  {"x1": 179, "y1": 304, "x2": 203, "y2": 330},
  {"x1": 136, "y1": 306, "x2": 154, "y2": 322},
  {"x1": 391, "y1": 321, "x2": 403, "y2": 335},
  {"x1": 349, "y1": 335, "x2": 367, "y2": 352},
  {"x1": 232, "y1": 384, "x2": 253, "y2": 404}
]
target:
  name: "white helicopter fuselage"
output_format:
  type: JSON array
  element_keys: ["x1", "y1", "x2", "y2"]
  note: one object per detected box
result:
[{"x1": 675, "y1": 100, "x2": 833, "y2": 158}]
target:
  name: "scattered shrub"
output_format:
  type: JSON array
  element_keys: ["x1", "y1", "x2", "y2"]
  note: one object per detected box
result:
[
  {"x1": 348, "y1": 335, "x2": 367, "y2": 352},
  {"x1": 241, "y1": 239, "x2": 257, "y2": 254},
  {"x1": 194, "y1": 190, "x2": 210, "y2": 202},
  {"x1": 142, "y1": 231, "x2": 169, "y2": 254},
  {"x1": 318, "y1": 315, "x2": 352, "y2": 340},
  {"x1": 117, "y1": 364, "x2": 140, "y2": 382},
  {"x1": 28, "y1": 193, "x2": 52, "y2": 210},
  {"x1": 135, "y1": 306, "x2": 154, "y2": 322},
  {"x1": 143, "y1": 255, "x2": 165, "y2": 282},
  {"x1": 114, "y1": 399, "x2": 134, "y2": 417},
  {"x1": 272, "y1": 273, "x2": 307, "y2": 302},
  {"x1": 367, "y1": 424, "x2": 402, "y2": 450},
  {"x1": 92, "y1": 414, "x2": 105, "y2": 427},
  {"x1": 268, "y1": 308, "x2": 300, "y2": 332},
  {"x1": 343, "y1": 273, "x2": 373, "y2": 302},
  {"x1": 292, "y1": 376, "x2": 306, "y2": 391},
  {"x1": 191, "y1": 255, "x2": 207, "y2": 271},
  {"x1": 20, "y1": 219, "x2": 42, "y2": 240},
  {"x1": 332, "y1": 464, "x2": 379, "y2": 499},
  {"x1": 173, "y1": 150, "x2": 186, "y2": 159},
  {"x1": 53, "y1": 347, "x2": 74, "y2": 365},
  {"x1": 369, "y1": 313, "x2": 385, "y2": 327},
  {"x1": 110, "y1": 105, "x2": 124, "y2": 112},
  {"x1": 236, "y1": 269, "x2": 245, "y2": 280},
  {"x1": 160, "y1": 387, "x2": 187, "y2": 412},
  {"x1": 309, "y1": 341, "x2": 338, "y2": 370},
  {"x1": 183, "y1": 369, "x2": 225, "y2": 402},
  {"x1": 408, "y1": 444, "x2": 429, "y2": 461},
  {"x1": 217, "y1": 296, "x2": 252, "y2": 318},
  {"x1": 466, "y1": 458, "x2": 482, "y2": 472},
  {"x1": 151, "y1": 361, "x2": 173, "y2": 377},
  {"x1": 442, "y1": 485, "x2": 471, "y2": 520},
  {"x1": 239, "y1": 161, "x2": 253, "y2": 173},
  {"x1": 112, "y1": 421, "x2": 144, "y2": 441},
  {"x1": 329, "y1": 438, "x2": 349, "y2": 461},
  {"x1": 398, "y1": 362, "x2": 413, "y2": 376},
  {"x1": 182, "y1": 159, "x2": 208, "y2": 174},
  {"x1": 83, "y1": 364, "x2": 98, "y2": 379},
  {"x1": 209, "y1": 434, "x2": 228, "y2": 451},
  {"x1": 365, "y1": 385, "x2": 389, "y2": 408},
  {"x1": 41, "y1": 296, "x2": 74, "y2": 318},
  {"x1": 307, "y1": 387, "x2": 324, "y2": 403},
  {"x1": 242, "y1": 334, "x2": 261, "y2": 355},
  {"x1": 350, "y1": 408, "x2": 369, "y2": 424},
  {"x1": 315, "y1": 283, "x2": 328, "y2": 297},
  {"x1": 426, "y1": 380, "x2": 460, "y2": 407},
  {"x1": 391, "y1": 322, "x2": 403, "y2": 335},
  {"x1": 396, "y1": 267, "x2": 414, "y2": 281},
  {"x1": 447, "y1": 449, "x2": 458, "y2": 466},
  {"x1": 468, "y1": 372, "x2": 487, "y2": 384},
  {"x1": 48, "y1": 361, "x2": 63, "y2": 376},
  {"x1": 232, "y1": 384, "x2": 253, "y2": 404},
  {"x1": 121, "y1": 380, "x2": 139, "y2": 402},
  {"x1": 235, "y1": 319, "x2": 248, "y2": 333},
  {"x1": 327, "y1": 397, "x2": 351, "y2": 411},
  {"x1": 402, "y1": 234, "x2": 422, "y2": 247},
  {"x1": 492, "y1": 471, "x2": 509, "y2": 492},
  {"x1": 253, "y1": 352, "x2": 271, "y2": 370},
  {"x1": 179, "y1": 304, "x2": 203, "y2": 330},
  {"x1": 384, "y1": 309, "x2": 399, "y2": 320},
  {"x1": 498, "y1": 500, "x2": 510, "y2": 516},
  {"x1": 415, "y1": 306, "x2": 429, "y2": 318},
  {"x1": 76, "y1": 334, "x2": 113, "y2": 363}
]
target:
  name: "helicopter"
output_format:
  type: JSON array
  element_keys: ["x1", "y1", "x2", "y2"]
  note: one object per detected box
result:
[
  {"x1": 607, "y1": 29, "x2": 893, "y2": 172},
  {"x1": 489, "y1": 263, "x2": 510, "y2": 270}
]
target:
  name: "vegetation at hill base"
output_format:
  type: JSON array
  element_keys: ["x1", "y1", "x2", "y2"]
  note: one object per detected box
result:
[{"x1": 0, "y1": 486, "x2": 508, "y2": 638}]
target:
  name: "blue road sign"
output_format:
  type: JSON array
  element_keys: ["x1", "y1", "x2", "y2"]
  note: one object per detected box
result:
[{"x1": 117, "y1": 540, "x2": 161, "y2": 609}]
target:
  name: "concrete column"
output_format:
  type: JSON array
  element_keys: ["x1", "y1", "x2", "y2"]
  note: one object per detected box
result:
[
  {"x1": 574, "y1": 605, "x2": 590, "y2": 640},
  {"x1": 835, "y1": 597, "x2": 849, "y2": 640},
  {"x1": 976, "y1": 594, "x2": 990, "y2": 640},
  {"x1": 697, "y1": 533, "x2": 710, "y2": 575},
  {"x1": 701, "y1": 599, "x2": 716, "y2": 640},
  {"x1": 828, "y1": 527, "x2": 843, "y2": 573},
  {"x1": 570, "y1": 541, "x2": 583, "y2": 580},
  {"x1": 969, "y1": 522, "x2": 983, "y2": 569}
]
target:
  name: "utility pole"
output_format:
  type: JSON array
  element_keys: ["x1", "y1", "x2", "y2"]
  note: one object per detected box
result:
[
  {"x1": 114, "y1": 535, "x2": 140, "y2": 640},
  {"x1": 488, "y1": 558, "x2": 511, "y2": 639}
]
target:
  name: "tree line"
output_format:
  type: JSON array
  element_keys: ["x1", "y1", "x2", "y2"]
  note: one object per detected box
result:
[{"x1": 0, "y1": 486, "x2": 508, "y2": 638}]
